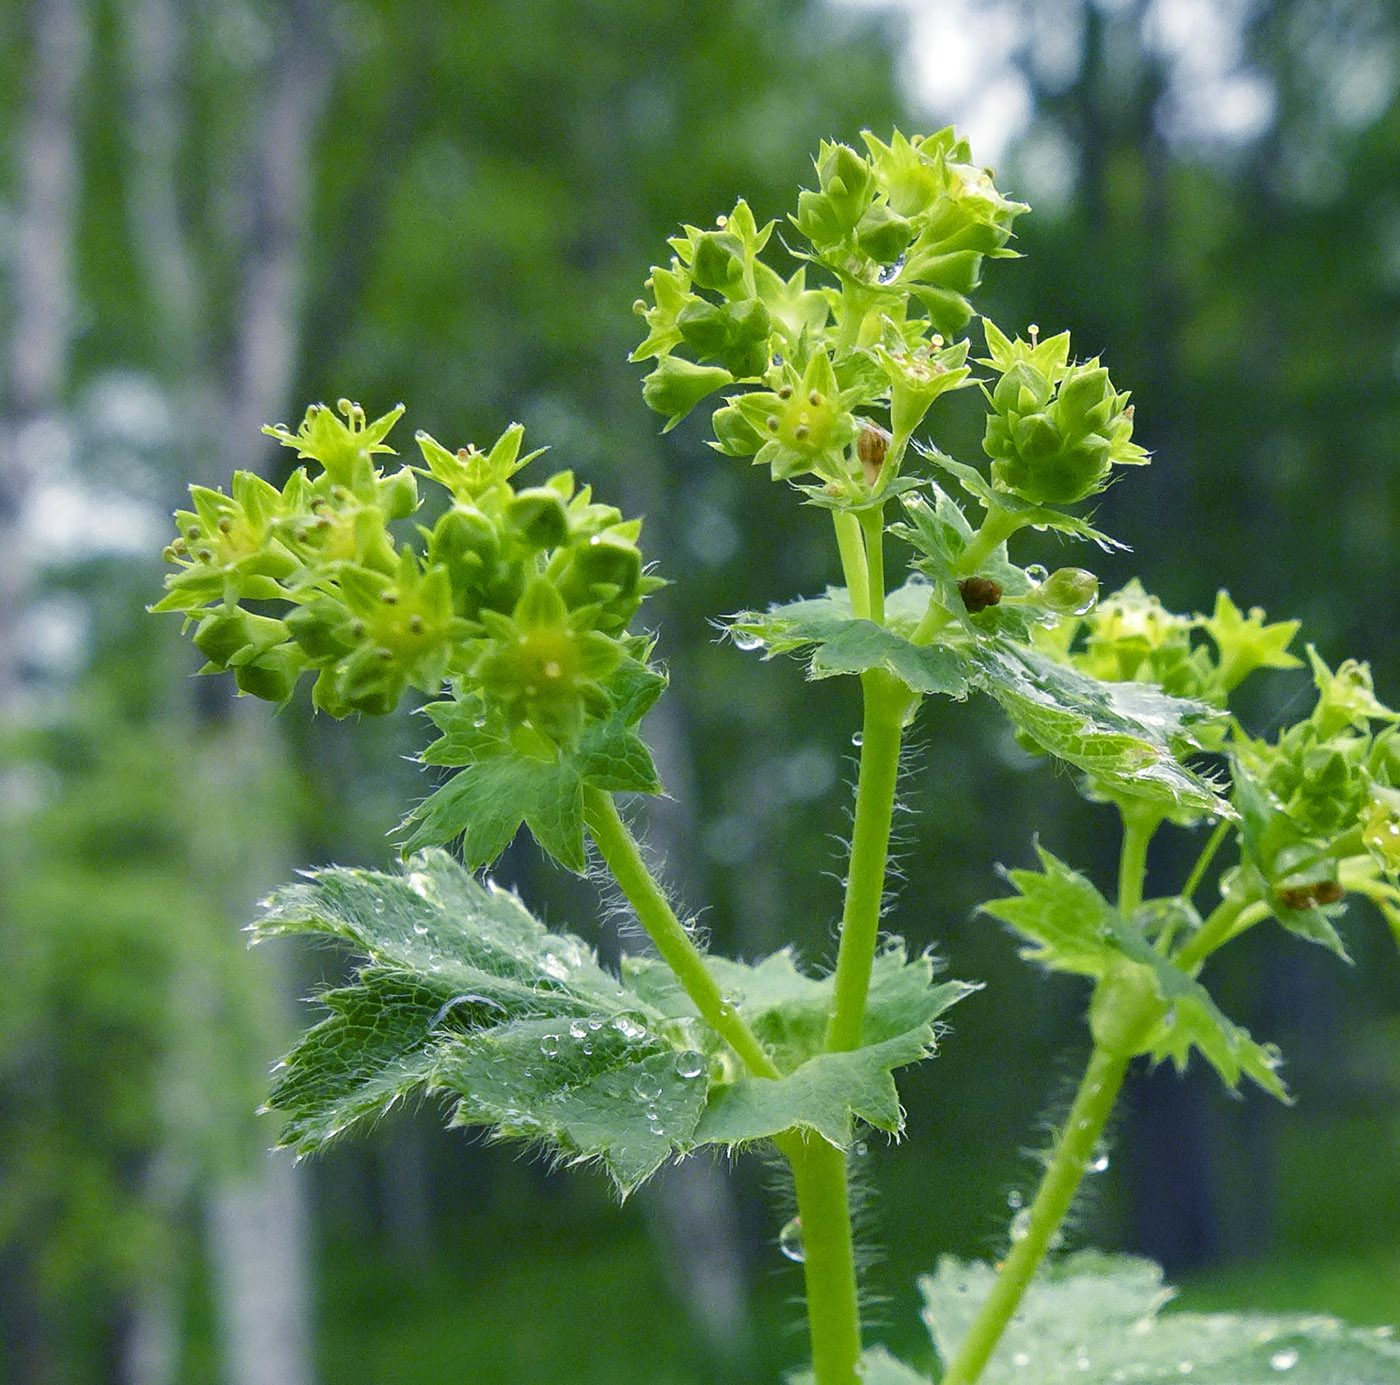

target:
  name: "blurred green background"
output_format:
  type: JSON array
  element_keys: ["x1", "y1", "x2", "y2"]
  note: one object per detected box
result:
[{"x1": 2, "y1": 0, "x2": 1399, "y2": 1381}]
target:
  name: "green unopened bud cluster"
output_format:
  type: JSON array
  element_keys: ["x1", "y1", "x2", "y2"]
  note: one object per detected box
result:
[
  {"x1": 154, "y1": 400, "x2": 660, "y2": 739},
  {"x1": 979, "y1": 321, "x2": 1148, "y2": 506},
  {"x1": 633, "y1": 129, "x2": 1026, "y2": 499}
]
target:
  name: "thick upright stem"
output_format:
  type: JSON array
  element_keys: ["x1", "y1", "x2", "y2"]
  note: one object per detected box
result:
[
  {"x1": 582, "y1": 787, "x2": 779, "y2": 1080},
  {"x1": 940, "y1": 1044, "x2": 1131, "y2": 1385},
  {"x1": 782, "y1": 1133, "x2": 863, "y2": 1385},
  {"x1": 824, "y1": 669, "x2": 913, "y2": 1053}
]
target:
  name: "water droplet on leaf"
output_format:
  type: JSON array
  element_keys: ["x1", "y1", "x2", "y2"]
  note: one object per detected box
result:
[
  {"x1": 732, "y1": 628, "x2": 763, "y2": 651},
  {"x1": 569, "y1": 1020, "x2": 588, "y2": 1040},
  {"x1": 778, "y1": 1216, "x2": 805, "y2": 1262},
  {"x1": 674, "y1": 1050, "x2": 706, "y2": 1079},
  {"x1": 1269, "y1": 1349, "x2": 1299, "y2": 1372},
  {"x1": 876, "y1": 254, "x2": 906, "y2": 285},
  {"x1": 539, "y1": 1034, "x2": 560, "y2": 1057},
  {"x1": 635, "y1": 1074, "x2": 663, "y2": 1100},
  {"x1": 851, "y1": 731, "x2": 864, "y2": 747},
  {"x1": 1006, "y1": 1190, "x2": 1023, "y2": 1210}
]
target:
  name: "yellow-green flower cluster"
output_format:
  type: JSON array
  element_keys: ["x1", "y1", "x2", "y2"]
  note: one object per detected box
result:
[{"x1": 155, "y1": 401, "x2": 660, "y2": 739}]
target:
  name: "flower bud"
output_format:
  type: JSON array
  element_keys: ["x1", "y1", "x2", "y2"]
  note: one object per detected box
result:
[
  {"x1": 505, "y1": 488, "x2": 571, "y2": 551},
  {"x1": 855, "y1": 202, "x2": 914, "y2": 265},
  {"x1": 430, "y1": 505, "x2": 501, "y2": 599},
  {"x1": 641, "y1": 357, "x2": 734, "y2": 429},
  {"x1": 285, "y1": 599, "x2": 358, "y2": 662},
  {"x1": 710, "y1": 403, "x2": 766, "y2": 457},
  {"x1": 690, "y1": 231, "x2": 746, "y2": 293}
]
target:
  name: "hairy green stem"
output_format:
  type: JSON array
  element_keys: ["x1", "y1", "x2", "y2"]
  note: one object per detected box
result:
[
  {"x1": 860, "y1": 506, "x2": 887, "y2": 625},
  {"x1": 1173, "y1": 894, "x2": 1268, "y2": 975},
  {"x1": 954, "y1": 505, "x2": 1023, "y2": 578},
  {"x1": 1179, "y1": 819, "x2": 1229, "y2": 906},
  {"x1": 780, "y1": 1131, "x2": 864, "y2": 1385},
  {"x1": 581, "y1": 787, "x2": 779, "y2": 1080},
  {"x1": 1116, "y1": 805, "x2": 1161, "y2": 917},
  {"x1": 940, "y1": 1044, "x2": 1132, "y2": 1385},
  {"x1": 824, "y1": 669, "x2": 914, "y2": 1053},
  {"x1": 833, "y1": 510, "x2": 871, "y2": 619}
]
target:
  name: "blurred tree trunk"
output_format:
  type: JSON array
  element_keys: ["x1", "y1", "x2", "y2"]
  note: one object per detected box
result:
[
  {"x1": 0, "y1": 1, "x2": 87, "y2": 1380},
  {"x1": 117, "y1": 1, "x2": 332, "y2": 1381}
]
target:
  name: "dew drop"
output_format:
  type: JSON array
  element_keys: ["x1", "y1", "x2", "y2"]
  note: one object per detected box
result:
[
  {"x1": 1177, "y1": 1361, "x2": 1193, "y2": 1375},
  {"x1": 1012, "y1": 1352, "x2": 1031, "y2": 1369},
  {"x1": 851, "y1": 731, "x2": 864, "y2": 748},
  {"x1": 778, "y1": 1216, "x2": 805, "y2": 1263},
  {"x1": 1006, "y1": 1190, "x2": 1023, "y2": 1210},
  {"x1": 1269, "y1": 1349, "x2": 1299, "y2": 1372},
  {"x1": 581, "y1": 1042, "x2": 593, "y2": 1056},
  {"x1": 1087, "y1": 1153, "x2": 1110, "y2": 1174},
  {"x1": 674, "y1": 1050, "x2": 706, "y2": 1079},
  {"x1": 876, "y1": 254, "x2": 906, "y2": 286},
  {"x1": 586, "y1": 1018, "x2": 604, "y2": 1032},
  {"x1": 1025, "y1": 563, "x2": 1049, "y2": 583},
  {"x1": 413, "y1": 920, "x2": 430, "y2": 936},
  {"x1": 853, "y1": 1141, "x2": 868, "y2": 1158},
  {"x1": 1076, "y1": 1350, "x2": 1092, "y2": 1371},
  {"x1": 1009, "y1": 1208, "x2": 1032, "y2": 1241},
  {"x1": 732, "y1": 628, "x2": 764, "y2": 652},
  {"x1": 635, "y1": 1074, "x2": 663, "y2": 1100},
  {"x1": 539, "y1": 1034, "x2": 560, "y2": 1057},
  {"x1": 569, "y1": 1020, "x2": 588, "y2": 1040}
]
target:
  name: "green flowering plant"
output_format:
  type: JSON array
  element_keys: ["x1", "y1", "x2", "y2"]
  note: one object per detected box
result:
[{"x1": 155, "y1": 130, "x2": 1400, "y2": 1385}]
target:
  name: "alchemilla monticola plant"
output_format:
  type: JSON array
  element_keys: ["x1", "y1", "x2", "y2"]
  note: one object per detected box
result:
[{"x1": 156, "y1": 130, "x2": 1400, "y2": 1384}]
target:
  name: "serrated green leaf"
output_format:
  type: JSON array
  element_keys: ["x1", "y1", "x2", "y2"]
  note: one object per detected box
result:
[
  {"x1": 726, "y1": 581, "x2": 972, "y2": 696},
  {"x1": 626, "y1": 942, "x2": 977, "y2": 1081},
  {"x1": 256, "y1": 853, "x2": 975, "y2": 1189},
  {"x1": 401, "y1": 660, "x2": 664, "y2": 871},
  {"x1": 257, "y1": 850, "x2": 707, "y2": 1191},
  {"x1": 983, "y1": 848, "x2": 1287, "y2": 1100},
  {"x1": 788, "y1": 1346, "x2": 930, "y2": 1384},
  {"x1": 922, "y1": 1252, "x2": 1400, "y2": 1384},
  {"x1": 971, "y1": 640, "x2": 1229, "y2": 819}
]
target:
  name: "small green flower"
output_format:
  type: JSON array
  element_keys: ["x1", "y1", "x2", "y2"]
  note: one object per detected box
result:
[
  {"x1": 473, "y1": 578, "x2": 624, "y2": 745},
  {"x1": 732, "y1": 350, "x2": 859, "y2": 483}
]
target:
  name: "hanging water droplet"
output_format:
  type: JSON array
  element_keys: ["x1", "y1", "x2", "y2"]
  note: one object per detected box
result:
[
  {"x1": 674, "y1": 1050, "x2": 706, "y2": 1079},
  {"x1": 851, "y1": 731, "x2": 864, "y2": 748},
  {"x1": 1006, "y1": 1190, "x2": 1023, "y2": 1210},
  {"x1": 1269, "y1": 1349, "x2": 1299, "y2": 1372},
  {"x1": 569, "y1": 1019, "x2": 588, "y2": 1040},
  {"x1": 1009, "y1": 1208, "x2": 1032, "y2": 1241},
  {"x1": 1025, "y1": 563, "x2": 1049, "y2": 583},
  {"x1": 1087, "y1": 1152, "x2": 1110, "y2": 1174},
  {"x1": 778, "y1": 1216, "x2": 805, "y2": 1262},
  {"x1": 732, "y1": 628, "x2": 764, "y2": 652},
  {"x1": 539, "y1": 1034, "x2": 560, "y2": 1057},
  {"x1": 876, "y1": 254, "x2": 906, "y2": 286},
  {"x1": 853, "y1": 1141, "x2": 868, "y2": 1158}
]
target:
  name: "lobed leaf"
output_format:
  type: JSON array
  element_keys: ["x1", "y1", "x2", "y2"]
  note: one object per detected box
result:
[
  {"x1": 400, "y1": 659, "x2": 666, "y2": 871},
  {"x1": 725, "y1": 580, "x2": 972, "y2": 696},
  {"x1": 971, "y1": 640, "x2": 1230, "y2": 819},
  {"x1": 922, "y1": 1252, "x2": 1400, "y2": 1384},
  {"x1": 983, "y1": 847, "x2": 1287, "y2": 1099},
  {"x1": 257, "y1": 853, "x2": 974, "y2": 1188}
]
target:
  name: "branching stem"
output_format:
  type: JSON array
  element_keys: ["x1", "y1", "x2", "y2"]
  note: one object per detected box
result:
[{"x1": 581, "y1": 787, "x2": 779, "y2": 1080}]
